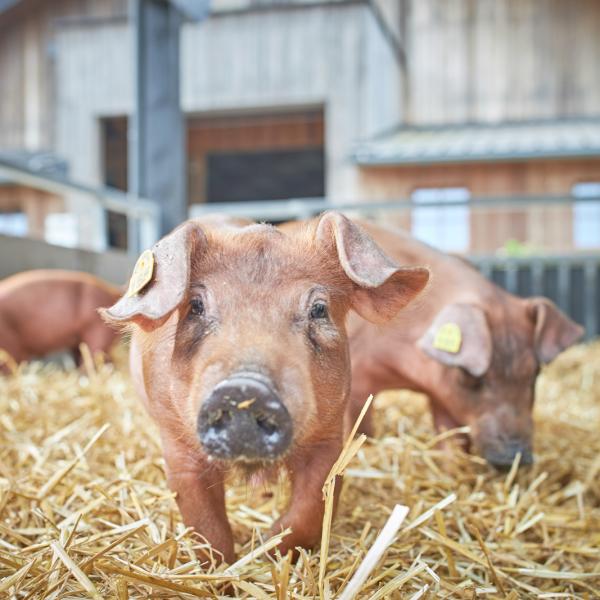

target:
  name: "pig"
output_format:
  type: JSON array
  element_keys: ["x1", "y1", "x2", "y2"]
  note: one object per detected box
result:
[
  {"x1": 0, "y1": 269, "x2": 121, "y2": 366},
  {"x1": 339, "y1": 220, "x2": 584, "y2": 468},
  {"x1": 101, "y1": 213, "x2": 428, "y2": 563}
]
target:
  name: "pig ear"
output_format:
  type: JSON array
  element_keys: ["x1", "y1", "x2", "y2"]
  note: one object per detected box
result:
[
  {"x1": 417, "y1": 303, "x2": 492, "y2": 377},
  {"x1": 101, "y1": 221, "x2": 205, "y2": 326},
  {"x1": 316, "y1": 212, "x2": 429, "y2": 323},
  {"x1": 526, "y1": 297, "x2": 584, "y2": 364}
]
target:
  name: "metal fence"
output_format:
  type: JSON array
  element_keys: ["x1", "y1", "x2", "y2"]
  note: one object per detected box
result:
[
  {"x1": 189, "y1": 193, "x2": 600, "y2": 222},
  {"x1": 0, "y1": 159, "x2": 598, "y2": 337},
  {"x1": 0, "y1": 156, "x2": 160, "y2": 256},
  {"x1": 472, "y1": 255, "x2": 600, "y2": 339},
  {"x1": 192, "y1": 197, "x2": 600, "y2": 339}
]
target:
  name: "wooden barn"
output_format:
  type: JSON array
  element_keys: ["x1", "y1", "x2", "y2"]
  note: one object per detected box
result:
[{"x1": 0, "y1": 0, "x2": 599, "y2": 253}]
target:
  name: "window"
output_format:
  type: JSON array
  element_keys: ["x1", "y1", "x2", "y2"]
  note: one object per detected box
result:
[
  {"x1": 573, "y1": 182, "x2": 600, "y2": 249},
  {"x1": 45, "y1": 213, "x2": 79, "y2": 248},
  {"x1": 0, "y1": 212, "x2": 28, "y2": 237},
  {"x1": 411, "y1": 187, "x2": 470, "y2": 252}
]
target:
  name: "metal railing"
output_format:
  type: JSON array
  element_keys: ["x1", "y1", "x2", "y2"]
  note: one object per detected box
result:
[
  {"x1": 189, "y1": 193, "x2": 600, "y2": 221},
  {"x1": 1, "y1": 162, "x2": 599, "y2": 336},
  {"x1": 472, "y1": 254, "x2": 600, "y2": 339},
  {"x1": 2, "y1": 155, "x2": 599, "y2": 255},
  {"x1": 0, "y1": 156, "x2": 160, "y2": 255},
  {"x1": 191, "y1": 196, "x2": 600, "y2": 338}
]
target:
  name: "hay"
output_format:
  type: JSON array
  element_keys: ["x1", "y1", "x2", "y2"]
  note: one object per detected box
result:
[{"x1": 0, "y1": 343, "x2": 599, "y2": 598}]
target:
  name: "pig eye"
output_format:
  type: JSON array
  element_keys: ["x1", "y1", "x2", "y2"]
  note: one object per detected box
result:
[
  {"x1": 309, "y1": 301, "x2": 328, "y2": 320},
  {"x1": 189, "y1": 297, "x2": 205, "y2": 316}
]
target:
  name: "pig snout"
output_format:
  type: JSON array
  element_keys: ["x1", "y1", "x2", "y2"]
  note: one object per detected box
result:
[
  {"x1": 481, "y1": 439, "x2": 533, "y2": 470},
  {"x1": 473, "y1": 409, "x2": 534, "y2": 470},
  {"x1": 197, "y1": 374, "x2": 293, "y2": 461}
]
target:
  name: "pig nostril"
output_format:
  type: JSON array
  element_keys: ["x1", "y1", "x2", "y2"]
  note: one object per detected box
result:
[
  {"x1": 208, "y1": 410, "x2": 233, "y2": 432},
  {"x1": 255, "y1": 414, "x2": 279, "y2": 436}
]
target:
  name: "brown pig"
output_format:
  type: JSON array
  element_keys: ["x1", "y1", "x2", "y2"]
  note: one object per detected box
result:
[
  {"x1": 101, "y1": 213, "x2": 428, "y2": 563},
  {"x1": 0, "y1": 270, "x2": 121, "y2": 366},
  {"x1": 340, "y1": 220, "x2": 584, "y2": 468}
]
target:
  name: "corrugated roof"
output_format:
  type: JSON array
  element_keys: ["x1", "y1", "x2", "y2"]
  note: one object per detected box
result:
[
  {"x1": 354, "y1": 118, "x2": 600, "y2": 166},
  {"x1": 0, "y1": 150, "x2": 68, "y2": 185}
]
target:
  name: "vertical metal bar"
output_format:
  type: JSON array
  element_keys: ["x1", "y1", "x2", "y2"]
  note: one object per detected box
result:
[
  {"x1": 584, "y1": 259, "x2": 597, "y2": 339},
  {"x1": 127, "y1": 201, "x2": 141, "y2": 255},
  {"x1": 505, "y1": 260, "x2": 518, "y2": 295},
  {"x1": 557, "y1": 259, "x2": 570, "y2": 313},
  {"x1": 479, "y1": 260, "x2": 492, "y2": 281},
  {"x1": 140, "y1": 206, "x2": 161, "y2": 250},
  {"x1": 129, "y1": 0, "x2": 186, "y2": 240},
  {"x1": 96, "y1": 195, "x2": 109, "y2": 252},
  {"x1": 531, "y1": 259, "x2": 544, "y2": 296},
  {"x1": 128, "y1": 0, "x2": 143, "y2": 256}
]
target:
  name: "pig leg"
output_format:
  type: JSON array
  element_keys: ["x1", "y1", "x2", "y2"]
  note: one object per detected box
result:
[
  {"x1": 71, "y1": 345, "x2": 82, "y2": 366},
  {"x1": 80, "y1": 324, "x2": 117, "y2": 360},
  {"x1": 272, "y1": 439, "x2": 343, "y2": 557},
  {"x1": 161, "y1": 434, "x2": 235, "y2": 564},
  {"x1": 0, "y1": 327, "x2": 26, "y2": 368}
]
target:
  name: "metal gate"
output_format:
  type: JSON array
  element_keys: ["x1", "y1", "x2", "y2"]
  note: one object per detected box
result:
[{"x1": 471, "y1": 255, "x2": 600, "y2": 339}]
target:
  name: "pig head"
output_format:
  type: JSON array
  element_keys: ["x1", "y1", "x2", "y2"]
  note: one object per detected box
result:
[
  {"x1": 417, "y1": 297, "x2": 583, "y2": 467},
  {"x1": 341, "y1": 219, "x2": 584, "y2": 470},
  {"x1": 102, "y1": 212, "x2": 428, "y2": 563}
]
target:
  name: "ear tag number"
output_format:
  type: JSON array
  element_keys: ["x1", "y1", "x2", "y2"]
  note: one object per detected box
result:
[
  {"x1": 433, "y1": 322, "x2": 462, "y2": 354},
  {"x1": 126, "y1": 249, "x2": 155, "y2": 297}
]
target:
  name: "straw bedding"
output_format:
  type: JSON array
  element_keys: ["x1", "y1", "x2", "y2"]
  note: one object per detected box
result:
[{"x1": 0, "y1": 343, "x2": 599, "y2": 598}]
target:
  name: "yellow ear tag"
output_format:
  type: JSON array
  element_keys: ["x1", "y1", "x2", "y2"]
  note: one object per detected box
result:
[
  {"x1": 433, "y1": 322, "x2": 462, "y2": 354},
  {"x1": 126, "y1": 249, "x2": 155, "y2": 297}
]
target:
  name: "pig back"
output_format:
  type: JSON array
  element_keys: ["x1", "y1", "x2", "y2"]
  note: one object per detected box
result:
[{"x1": 0, "y1": 270, "x2": 121, "y2": 358}]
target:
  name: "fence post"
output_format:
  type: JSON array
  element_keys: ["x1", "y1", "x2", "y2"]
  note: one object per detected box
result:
[{"x1": 584, "y1": 260, "x2": 597, "y2": 339}]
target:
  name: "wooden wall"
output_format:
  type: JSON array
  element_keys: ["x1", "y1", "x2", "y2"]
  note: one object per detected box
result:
[
  {"x1": 50, "y1": 1, "x2": 400, "y2": 200},
  {"x1": 2, "y1": 0, "x2": 598, "y2": 255},
  {"x1": 404, "y1": 0, "x2": 600, "y2": 124},
  {"x1": 3, "y1": 0, "x2": 599, "y2": 149},
  {"x1": 0, "y1": 232, "x2": 133, "y2": 283},
  {"x1": 0, "y1": 0, "x2": 126, "y2": 151},
  {"x1": 356, "y1": 158, "x2": 600, "y2": 253}
]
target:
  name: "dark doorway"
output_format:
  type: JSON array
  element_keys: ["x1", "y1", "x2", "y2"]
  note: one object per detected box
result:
[
  {"x1": 100, "y1": 116, "x2": 128, "y2": 250},
  {"x1": 188, "y1": 109, "x2": 325, "y2": 208},
  {"x1": 206, "y1": 148, "x2": 324, "y2": 204}
]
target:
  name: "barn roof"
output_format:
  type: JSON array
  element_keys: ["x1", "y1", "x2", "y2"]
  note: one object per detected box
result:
[
  {"x1": 0, "y1": 150, "x2": 68, "y2": 184},
  {"x1": 354, "y1": 117, "x2": 600, "y2": 166}
]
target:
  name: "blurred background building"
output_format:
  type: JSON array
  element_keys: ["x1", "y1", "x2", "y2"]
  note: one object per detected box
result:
[{"x1": 1, "y1": 0, "x2": 599, "y2": 254}]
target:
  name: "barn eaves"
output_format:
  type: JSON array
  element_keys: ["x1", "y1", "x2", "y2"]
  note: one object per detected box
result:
[{"x1": 354, "y1": 118, "x2": 600, "y2": 166}]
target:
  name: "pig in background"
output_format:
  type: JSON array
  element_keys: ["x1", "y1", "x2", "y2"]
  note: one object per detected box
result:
[
  {"x1": 343, "y1": 220, "x2": 584, "y2": 469},
  {"x1": 0, "y1": 270, "x2": 121, "y2": 370},
  {"x1": 102, "y1": 213, "x2": 428, "y2": 563}
]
